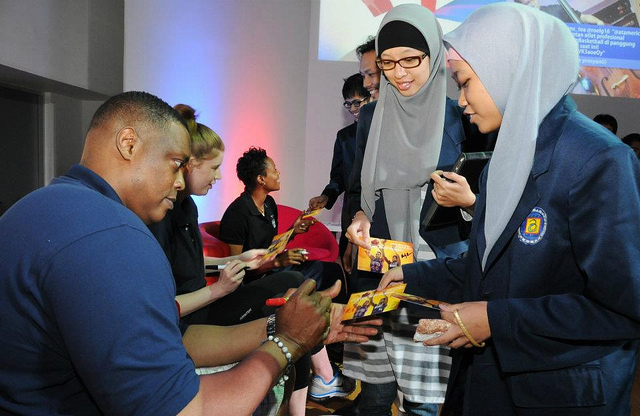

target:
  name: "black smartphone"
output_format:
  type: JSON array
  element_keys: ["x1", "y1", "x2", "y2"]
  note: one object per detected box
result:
[
  {"x1": 424, "y1": 151, "x2": 492, "y2": 230},
  {"x1": 449, "y1": 151, "x2": 492, "y2": 194}
]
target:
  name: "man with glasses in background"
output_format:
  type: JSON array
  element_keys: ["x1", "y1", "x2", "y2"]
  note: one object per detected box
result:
[{"x1": 309, "y1": 73, "x2": 370, "y2": 278}]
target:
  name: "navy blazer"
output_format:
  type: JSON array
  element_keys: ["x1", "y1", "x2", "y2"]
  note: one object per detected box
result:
[
  {"x1": 320, "y1": 122, "x2": 357, "y2": 233},
  {"x1": 346, "y1": 97, "x2": 484, "y2": 258},
  {"x1": 403, "y1": 97, "x2": 640, "y2": 414},
  {"x1": 321, "y1": 122, "x2": 357, "y2": 210}
]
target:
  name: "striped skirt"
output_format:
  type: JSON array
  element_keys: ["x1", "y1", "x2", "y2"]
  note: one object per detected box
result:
[{"x1": 343, "y1": 306, "x2": 451, "y2": 403}]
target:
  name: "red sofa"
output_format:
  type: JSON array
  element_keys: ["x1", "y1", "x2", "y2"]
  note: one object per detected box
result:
[
  {"x1": 199, "y1": 221, "x2": 230, "y2": 258},
  {"x1": 199, "y1": 204, "x2": 339, "y2": 263}
]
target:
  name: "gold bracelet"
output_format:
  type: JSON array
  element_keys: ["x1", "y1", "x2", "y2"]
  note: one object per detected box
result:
[{"x1": 452, "y1": 309, "x2": 485, "y2": 348}]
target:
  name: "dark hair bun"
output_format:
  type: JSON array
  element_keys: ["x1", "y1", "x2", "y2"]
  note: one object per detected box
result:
[{"x1": 173, "y1": 103, "x2": 197, "y2": 122}]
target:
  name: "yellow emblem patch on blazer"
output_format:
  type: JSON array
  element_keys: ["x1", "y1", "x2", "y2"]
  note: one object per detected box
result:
[
  {"x1": 525, "y1": 218, "x2": 541, "y2": 235},
  {"x1": 518, "y1": 207, "x2": 547, "y2": 245}
]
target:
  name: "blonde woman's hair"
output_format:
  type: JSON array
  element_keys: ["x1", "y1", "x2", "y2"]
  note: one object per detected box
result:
[{"x1": 173, "y1": 104, "x2": 224, "y2": 161}]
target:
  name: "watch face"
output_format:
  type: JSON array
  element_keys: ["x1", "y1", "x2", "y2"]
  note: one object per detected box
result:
[{"x1": 266, "y1": 314, "x2": 277, "y2": 336}]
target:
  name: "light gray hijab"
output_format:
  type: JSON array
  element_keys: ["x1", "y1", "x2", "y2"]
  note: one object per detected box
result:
[
  {"x1": 361, "y1": 4, "x2": 446, "y2": 246},
  {"x1": 444, "y1": 3, "x2": 579, "y2": 269}
]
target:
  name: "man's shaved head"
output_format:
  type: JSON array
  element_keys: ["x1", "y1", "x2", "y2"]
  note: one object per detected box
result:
[
  {"x1": 81, "y1": 91, "x2": 191, "y2": 224},
  {"x1": 88, "y1": 91, "x2": 187, "y2": 134}
]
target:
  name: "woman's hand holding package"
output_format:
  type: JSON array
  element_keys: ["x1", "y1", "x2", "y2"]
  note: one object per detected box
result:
[
  {"x1": 292, "y1": 214, "x2": 315, "y2": 235},
  {"x1": 274, "y1": 249, "x2": 307, "y2": 267}
]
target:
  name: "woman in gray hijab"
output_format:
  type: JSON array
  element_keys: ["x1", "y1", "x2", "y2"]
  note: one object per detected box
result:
[
  {"x1": 380, "y1": 3, "x2": 640, "y2": 414},
  {"x1": 342, "y1": 3, "x2": 490, "y2": 415}
]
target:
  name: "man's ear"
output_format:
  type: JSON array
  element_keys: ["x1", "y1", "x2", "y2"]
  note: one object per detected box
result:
[{"x1": 116, "y1": 127, "x2": 138, "y2": 161}]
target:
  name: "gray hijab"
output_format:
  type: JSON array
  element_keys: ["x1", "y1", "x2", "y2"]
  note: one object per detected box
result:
[
  {"x1": 444, "y1": 3, "x2": 579, "y2": 269},
  {"x1": 361, "y1": 4, "x2": 446, "y2": 246}
]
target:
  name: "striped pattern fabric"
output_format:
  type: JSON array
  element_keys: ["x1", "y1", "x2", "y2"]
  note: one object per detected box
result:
[
  {"x1": 343, "y1": 307, "x2": 451, "y2": 403},
  {"x1": 342, "y1": 184, "x2": 450, "y2": 403}
]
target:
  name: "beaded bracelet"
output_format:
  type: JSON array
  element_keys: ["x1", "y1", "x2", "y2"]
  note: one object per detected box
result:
[{"x1": 265, "y1": 335, "x2": 293, "y2": 386}]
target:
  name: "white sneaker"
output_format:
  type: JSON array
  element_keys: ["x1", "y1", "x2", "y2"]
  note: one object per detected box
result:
[{"x1": 308, "y1": 370, "x2": 356, "y2": 400}]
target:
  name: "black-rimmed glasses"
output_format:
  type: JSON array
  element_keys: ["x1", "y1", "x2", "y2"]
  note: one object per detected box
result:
[
  {"x1": 343, "y1": 97, "x2": 367, "y2": 108},
  {"x1": 376, "y1": 53, "x2": 427, "y2": 71}
]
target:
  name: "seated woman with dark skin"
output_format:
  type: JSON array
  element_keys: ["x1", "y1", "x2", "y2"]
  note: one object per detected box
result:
[
  {"x1": 220, "y1": 146, "x2": 354, "y2": 411},
  {"x1": 220, "y1": 146, "x2": 342, "y2": 290}
]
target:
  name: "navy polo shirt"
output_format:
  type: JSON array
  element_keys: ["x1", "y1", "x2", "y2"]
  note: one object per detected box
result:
[{"x1": 0, "y1": 165, "x2": 199, "y2": 415}]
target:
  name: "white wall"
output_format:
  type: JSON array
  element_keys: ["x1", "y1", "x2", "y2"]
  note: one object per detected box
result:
[
  {"x1": 124, "y1": 0, "x2": 313, "y2": 221},
  {"x1": 303, "y1": 0, "x2": 364, "y2": 225}
]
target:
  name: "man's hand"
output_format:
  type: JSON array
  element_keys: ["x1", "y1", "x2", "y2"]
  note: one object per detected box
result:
[
  {"x1": 345, "y1": 210, "x2": 371, "y2": 250},
  {"x1": 422, "y1": 301, "x2": 490, "y2": 349},
  {"x1": 215, "y1": 260, "x2": 246, "y2": 296},
  {"x1": 377, "y1": 265, "x2": 404, "y2": 291},
  {"x1": 275, "y1": 279, "x2": 332, "y2": 358},
  {"x1": 324, "y1": 303, "x2": 381, "y2": 344},
  {"x1": 430, "y1": 170, "x2": 476, "y2": 209},
  {"x1": 312, "y1": 280, "x2": 381, "y2": 344},
  {"x1": 308, "y1": 195, "x2": 329, "y2": 210},
  {"x1": 238, "y1": 249, "x2": 268, "y2": 269}
]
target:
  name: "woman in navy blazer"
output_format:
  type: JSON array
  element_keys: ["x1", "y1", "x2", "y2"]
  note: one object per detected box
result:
[
  {"x1": 380, "y1": 3, "x2": 640, "y2": 414},
  {"x1": 347, "y1": 96, "x2": 478, "y2": 272}
]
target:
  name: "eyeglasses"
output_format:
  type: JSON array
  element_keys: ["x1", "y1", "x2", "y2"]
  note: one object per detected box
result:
[
  {"x1": 376, "y1": 53, "x2": 427, "y2": 71},
  {"x1": 343, "y1": 97, "x2": 367, "y2": 108}
]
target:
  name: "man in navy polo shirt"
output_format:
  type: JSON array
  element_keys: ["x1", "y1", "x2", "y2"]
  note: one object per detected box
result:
[{"x1": 0, "y1": 91, "x2": 349, "y2": 415}]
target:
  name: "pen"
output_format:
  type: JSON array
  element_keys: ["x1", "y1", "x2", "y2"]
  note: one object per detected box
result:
[
  {"x1": 205, "y1": 264, "x2": 252, "y2": 271},
  {"x1": 205, "y1": 264, "x2": 227, "y2": 270},
  {"x1": 265, "y1": 297, "x2": 289, "y2": 307}
]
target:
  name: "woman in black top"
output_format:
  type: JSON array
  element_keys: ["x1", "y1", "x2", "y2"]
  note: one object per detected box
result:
[{"x1": 149, "y1": 105, "x2": 304, "y2": 329}]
